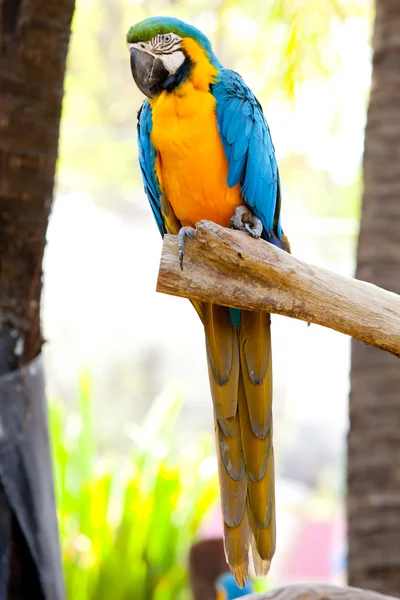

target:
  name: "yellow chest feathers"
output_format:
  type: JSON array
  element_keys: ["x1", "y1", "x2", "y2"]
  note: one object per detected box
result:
[{"x1": 149, "y1": 38, "x2": 242, "y2": 228}]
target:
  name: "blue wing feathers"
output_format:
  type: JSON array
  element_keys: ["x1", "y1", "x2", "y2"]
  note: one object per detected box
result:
[
  {"x1": 227, "y1": 153, "x2": 247, "y2": 188},
  {"x1": 137, "y1": 101, "x2": 165, "y2": 236},
  {"x1": 244, "y1": 115, "x2": 253, "y2": 140},
  {"x1": 212, "y1": 68, "x2": 283, "y2": 243},
  {"x1": 233, "y1": 129, "x2": 249, "y2": 161},
  {"x1": 228, "y1": 110, "x2": 248, "y2": 146},
  {"x1": 222, "y1": 99, "x2": 241, "y2": 138},
  {"x1": 242, "y1": 101, "x2": 253, "y2": 117}
]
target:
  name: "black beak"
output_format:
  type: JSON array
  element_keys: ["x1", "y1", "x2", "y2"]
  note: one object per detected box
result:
[{"x1": 130, "y1": 48, "x2": 169, "y2": 98}]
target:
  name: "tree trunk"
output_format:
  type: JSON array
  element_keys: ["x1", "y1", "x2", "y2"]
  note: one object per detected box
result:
[
  {"x1": 0, "y1": 0, "x2": 75, "y2": 597},
  {"x1": 348, "y1": 0, "x2": 400, "y2": 595}
]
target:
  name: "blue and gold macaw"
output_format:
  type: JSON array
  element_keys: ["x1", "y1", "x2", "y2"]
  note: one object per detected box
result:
[{"x1": 127, "y1": 16, "x2": 290, "y2": 587}]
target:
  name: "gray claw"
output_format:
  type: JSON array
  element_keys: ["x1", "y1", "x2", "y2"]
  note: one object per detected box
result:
[
  {"x1": 230, "y1": 205, "x2": 249, "y2": 230},
  {"x1": 245, "y1": 222, "x2": 261, "y2": 238},
  {"x1": 231, "y1": 205, "x2": 263, "y2": 238},
  {"x1": 178, "y1": 226, "x2": 197, "y2": 270}
]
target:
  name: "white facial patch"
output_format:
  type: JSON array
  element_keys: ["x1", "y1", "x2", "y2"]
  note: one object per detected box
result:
[{"x1": 161, "y1": 50, "x2": 185, "y2": 75}]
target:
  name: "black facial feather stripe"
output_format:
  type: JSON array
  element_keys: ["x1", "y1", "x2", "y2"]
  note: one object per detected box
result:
[
  {"x1": 150, "y1": 34, "x2": 180, "y2": 54},
  {"x1": 160, "y1": 41, "x2": 181, "y2": 54}
]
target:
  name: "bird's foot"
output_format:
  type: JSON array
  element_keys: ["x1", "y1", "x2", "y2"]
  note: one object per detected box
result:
[
  {"x1": 178, "y1": 226, "x2": 197, "y2": 270},
  {"x1": 230, "y1": 205, "x2": 263, "y2": 238}
]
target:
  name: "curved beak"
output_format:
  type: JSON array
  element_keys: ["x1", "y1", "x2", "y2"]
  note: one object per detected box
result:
[{"x1": 130, "y1": 47, "x2": 169, "y2": 98}]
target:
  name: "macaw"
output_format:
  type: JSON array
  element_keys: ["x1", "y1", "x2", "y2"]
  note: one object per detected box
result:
[
  {"x1": 216, "y1": 572, "x2": 254, "y2": 599},
  {"x1": 127, "y1": 16, "x2": 290, "y2": 587}
]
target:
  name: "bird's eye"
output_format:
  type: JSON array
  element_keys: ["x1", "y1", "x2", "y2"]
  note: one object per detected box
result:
[{"x1": 164, "y1": 34, "x2": 172, "y2": 43}]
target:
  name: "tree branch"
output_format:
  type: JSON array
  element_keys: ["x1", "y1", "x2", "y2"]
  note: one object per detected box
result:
[
  {"x1": 156, "y1": 220, "x2": 400, "y2": 358},
  {"x1": 249, "y1": 583, "x2": 398, "y2": 599}
]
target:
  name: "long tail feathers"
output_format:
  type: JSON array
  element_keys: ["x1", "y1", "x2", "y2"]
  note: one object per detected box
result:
[{"x1": 204, "y1": 304, "x2": 275, "y2": 587}]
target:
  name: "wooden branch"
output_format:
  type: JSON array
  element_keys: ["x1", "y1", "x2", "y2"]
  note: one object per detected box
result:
[
  {"x1": 249, "y1": 583, "x2": 399, "y2": 599},
  {"x1": 156, "y1": 221, "x2": 400, "y2": 358}
]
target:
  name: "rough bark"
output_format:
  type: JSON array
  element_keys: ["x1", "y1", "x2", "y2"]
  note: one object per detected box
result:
[
  {"x1": 156, "y1": 221, "x2": 400, "y2": 357},
  {"x1": 0, "y1": 0, "x2": 75, "y2": 597},
  {"x1": 0, "y1": 0, "x2": 74, "y2": 361},
  {"x1": 247, "y1": 584, "x2": 399, "y2": 599},
  {"x1": 348, "y1": 1, "x2": 400, "y2": 595}
]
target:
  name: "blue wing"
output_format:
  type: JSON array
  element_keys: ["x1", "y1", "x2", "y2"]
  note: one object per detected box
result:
[
  {"x1": 137, "y1": 100, "x2": 165, "y2": 236},
  {"x1": 212, "y1": 69, "x2": 285, "y2": 249}
]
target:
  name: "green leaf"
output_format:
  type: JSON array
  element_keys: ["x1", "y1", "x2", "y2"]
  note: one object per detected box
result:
[{"x1": 49, "y1": 382, "x2": 218, "y2": 600}]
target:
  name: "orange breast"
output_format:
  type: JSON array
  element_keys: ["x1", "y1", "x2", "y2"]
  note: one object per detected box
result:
[{"x1": 150, "y1": 79, "x2": 242, "y2": 229}]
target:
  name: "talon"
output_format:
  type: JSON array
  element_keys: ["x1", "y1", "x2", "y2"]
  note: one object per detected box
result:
[
  {"x1": 246, "y1": 215, "x2": 263, "y2": 238},
  {"x1": 230, "y1": 205, "x2": 249, "y2": 230},
  {"x1": 231, "y1": 205, "x2": 263, "y2": 238},
  {"x1": 178, "y1": 226, "x2": 197, "y2": 270},
  {"x1": 244, "y1": 223, "x2": 258, "y2": 238}
]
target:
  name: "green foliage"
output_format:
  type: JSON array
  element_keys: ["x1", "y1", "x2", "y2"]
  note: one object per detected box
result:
[
  {"x1": 49, "y1": 374, "x2": 219, "y2": 600},
  {"x1": 254, "y1": 0, "x2": 372, "y2": 100}
]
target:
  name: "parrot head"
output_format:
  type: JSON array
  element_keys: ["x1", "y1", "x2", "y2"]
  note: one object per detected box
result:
[
  {"x1": 216, "y1": 572, "x2": 254, "y2": 599},
  {"x1": 126, "y1": 17, "x2": 219, "y2": 98}
]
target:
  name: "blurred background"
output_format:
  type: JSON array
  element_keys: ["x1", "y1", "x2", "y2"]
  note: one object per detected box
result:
[{"x1": 42, "y1": 0, "x2": 373, "y2": 597}]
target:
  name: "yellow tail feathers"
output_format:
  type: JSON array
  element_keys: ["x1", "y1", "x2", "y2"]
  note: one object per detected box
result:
[{"x1": 204, "y1": 304, "x2": 275, "y2": 587}]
